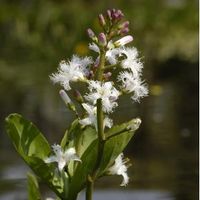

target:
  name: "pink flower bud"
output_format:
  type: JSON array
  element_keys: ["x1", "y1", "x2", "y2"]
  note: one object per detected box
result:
[
  {"x1": 111, "y1": 9, "x2": 124, "y2": 21},
  {"x1": 115, "y1": 9, "x2": 124, "y2": 20},
  {"x1": 119, "y1": 21, "x2": 130, "y2": 29},
  {"x1": 98, "y1": 32, "x2": 107, "y2": 46},
  {"x1": 98, "y1": 14, "x2": 106, "y2": 26},
  {"x1": 87, "y1": 28, "x2": 95, "y2": 39},
  {"x1": 119, "y1": 27, "x2": 129, "y2": 35},
  {"x1": 73, "y1": 90, "x2": 84, "y2": 103},
  {"x1": 106, "y1": 9, "x2": 112, "y2": 21},
  {"x1": 94, "y1": 57, "x2": 100, "y2": 68}
]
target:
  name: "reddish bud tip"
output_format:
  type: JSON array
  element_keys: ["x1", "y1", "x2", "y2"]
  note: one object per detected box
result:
[
  {"x1": 106, "y1": 9, "x2": 112, "y2": 20},
  {"x1": 98, "y1": 32, "x2": 107, "y2": 46},
  {"x1": 87, "y1": 28, "x2": 95, "y2": 39},
  {"x1": 98, "y1": 14, "x2": 106, "y2": 26}
]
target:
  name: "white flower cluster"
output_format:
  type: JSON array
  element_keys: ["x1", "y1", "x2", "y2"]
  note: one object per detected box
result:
[
  {"x1": 50, "y1": 35, "x2": 148, "y2": 134},
  {"x1": 50, "y1": 55, "x2": 93, "y2": 91},
  {"x1": 80, "y1": 81, "x2": 119, "y2": 130},
  {"x1": 89, "y1": 41, "x2": 148, "y2": 103},
  {"x1": 118, "y1": 47, "x2": 148, "y2": 102},
  {"x1": 85, "y1": 81, "x2": 120, "y2": 113}
]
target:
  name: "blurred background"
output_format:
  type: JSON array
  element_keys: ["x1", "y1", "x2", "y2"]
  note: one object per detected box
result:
[{"x1": 0, "y1": 0, "x2": 198, "y2": 199}]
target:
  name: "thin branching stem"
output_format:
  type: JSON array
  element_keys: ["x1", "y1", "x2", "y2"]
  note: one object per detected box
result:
[{"x1": 86, "y1": 49, "x2": 106, "y2": 200}]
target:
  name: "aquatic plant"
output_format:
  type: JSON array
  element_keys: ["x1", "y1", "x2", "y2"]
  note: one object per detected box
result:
[{"x1": 5, "y1": 9, "x2": 148, "y2": 200}]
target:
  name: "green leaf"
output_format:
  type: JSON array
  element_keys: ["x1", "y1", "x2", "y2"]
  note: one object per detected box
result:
[
  {"x1": 67, "y1": 119, "x2": 81, "y2": 141},
  {"x1": 74, "y1": 126, "x2": 97, "y2": 157},
  {"x1": 61, "y1": 120, "x2": 97, "y2": 155},
  {"x1": 60, "y1": 129, "x2": 68, "y2": 149},
  {"x1": 105, "y1": 118, "x2": 140, "y2": 138},
  {"x1": 5, "y1": 113, "x2": 50, "y2": 159},
  {"x1": 99, "y1": 130, "x2": 133, "y2": 175},
  {"x1": 67, "y1": 119, "x2": 140, "y2": 198},
  {"x1": 27, "y1": 173, "x2": 41, "y2": 200},
  {"x1": 68, "y1": 140, "x2": 98, "y2": 200},
  {"x1": 99, "y1": 119, "x2": 140, "y2": 175},
  {"x1": 5, "y1": 114, "x2": 65, "y2": 198}
]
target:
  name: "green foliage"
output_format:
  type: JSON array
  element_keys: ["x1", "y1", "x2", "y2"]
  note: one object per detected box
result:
[
  {"x1": 5, "y1": 114, "x2": 65, "y2": 198},
  {"x1": 27, "y1": 173, "x2": 41, "y2": 200},
  {"x1": 67, "y1": 119, "x2": 138, "y2": 198},
  {"x1": 68, "y1": 140, "x2": 98, "y2": 200},
  {"x1": 101, "y1": 130, "x2": 133, "y2": 173},
  {"x1": 5, "y1": 113, "x2": 50, "y2": 159},
  {"x1": 63, "y1": 120, "x2": 97, "y2": 156},
  {"x1": 5, "y1": 113, "x2": 140, "y2": 199}
]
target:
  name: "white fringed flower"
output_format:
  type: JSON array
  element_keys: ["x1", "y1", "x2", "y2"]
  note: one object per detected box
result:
[
  {"x1": 50, "y1": 55, "x2": 93, "y2": 90},
  {"x1": 131, "y1": 80, "x2": 148, "y2": 102},
  {"x1": 79, "y1": 103, "x2": 113, "y2": 130},
  {"x1": 118, "y1": 71, "x2": 136, "y2": 93},
  {"x1": 85, "y1": 81, "x2": 120, "y2": 113},
  {"x1": 107, "y1": 153, "x2": 129, "y2": 186},
  {"x1": 44, "y1": 145, "x2": 81, "y2": 171},
  {"x1": 79, "y1": 103, "x2": 97, "y2": 128},
  {"x1": 106, "y1": 48, "x2": 123, "y2": 65},
  {"x1": 120, "y1": 47, "x2": 143, "y2": 78},
  {"x1": 118, "y1": 71, "x2": 148, "y2": 102}
]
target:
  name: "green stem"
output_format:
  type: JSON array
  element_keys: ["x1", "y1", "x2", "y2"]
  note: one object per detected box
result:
[
  {"x1": 86, "y1": 175, "x2": 93, "y2": 200},
  {"x1": 97, "y1": 99, "x2": 105, "y2": 141},
  {"x1": 86, "y1": 49, "x2": 106, "y2": 200},
  {"x1": 95, "y1": 50, "x2": 105, "y2": 81},
  {"x1": 92, "y1": 56, "x2": 106, "y2": 179}
]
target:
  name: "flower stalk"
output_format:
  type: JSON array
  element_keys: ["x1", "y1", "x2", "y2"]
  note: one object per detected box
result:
[
  {"x1": 95, "y1": 50, "x2": 106, "y2": 81},
  {"x1": 86, "y1": 49, "x2": 106, "y2": 200},
  {"x1": 86, "y1": 175, "x2": 94, "y2": 200}
]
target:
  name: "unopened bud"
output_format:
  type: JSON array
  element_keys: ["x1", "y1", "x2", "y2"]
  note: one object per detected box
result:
[
  {"x1": 59, "y1": 90, "x2": 71, "y2": 104},
  {"x1": 87, "y1": 28, "x2": 95, "y2": 38},
  {"x1": 106, "y1": 9, "x2": 112, "y2": 21},
  {"x1": 94, "y1": 57, "x2": 100, "y2": 68},
  {"x1": 111, "y1": 8, "x2": 116, "y2": 17},
  {"x1": 98, "y1": 14, "x2": 106, "y2": 26},
  {"x1": 119, "y1": 27, "x2": 129, "y2": 35},
  {"x1": 98, "y1": 32, "x2": 107, "y2": 46},
  {"x1": 114, "y1": 35, "x2": 133, "y2": 47},
  {"x1": 119, "y1": 21, "x2": 130, "y2": 29},
  {"x1": 127, "y1": 118, "x2": 141, "y2": 131},
  {"x1": 87, "y1": 28, "x2": 97, "y2": 42},
  {"x1": 73, "y1": 90, "x2": 84, "y2": 103},
  {"x1": 111, "y1": 9, "x2": 124, "y2": 21},
  {"x1": 59, "y1": 90, "x2": 76, "y2": 112}
]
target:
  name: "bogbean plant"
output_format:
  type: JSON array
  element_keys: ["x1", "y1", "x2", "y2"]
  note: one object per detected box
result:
[{"x1": 5, "y1": 9, "x2": 148, "y2": 200}]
